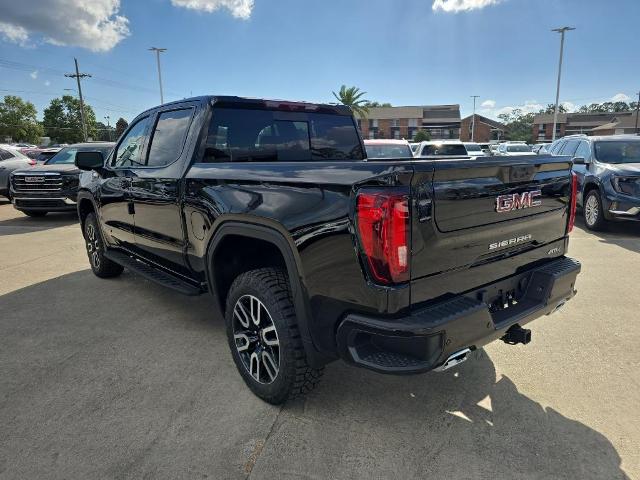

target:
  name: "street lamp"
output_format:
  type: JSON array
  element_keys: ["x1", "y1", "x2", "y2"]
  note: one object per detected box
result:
[
  {"x1": 104, "y1": 115, "x2": 111, "y2": 141},
  {"x1": 551, "y1": 27, "x2": 575, "y2": 142},
  {"x1": 149, "y1": 47, "x2": 167, "y2": 104},
  {"x1": 470, "y1": 95, "x2": 480, "y2": 142}
]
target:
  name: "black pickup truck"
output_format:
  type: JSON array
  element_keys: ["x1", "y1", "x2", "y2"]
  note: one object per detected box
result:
[{"x1": 74, "y1": 96, "x2": 581, "y2": 404}]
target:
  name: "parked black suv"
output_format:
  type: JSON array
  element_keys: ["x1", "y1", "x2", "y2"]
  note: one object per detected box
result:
[
  {"x1": 552, "y1": 134, "x2": 640, "y2": 230},
  {"x1": 11, "y1": 142, "x2": 114, "y2": 217},
  {"x1": 73, "y1": 96, "x2": 580, "y2": 404}
]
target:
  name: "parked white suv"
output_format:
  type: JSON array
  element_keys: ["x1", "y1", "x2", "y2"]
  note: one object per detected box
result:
[
  {"x1": 416, "y1": 140, "x2": 469, "y2": 157},
  {"x1": 497, "y1": 142, "x2": 533, "y2": 156}
]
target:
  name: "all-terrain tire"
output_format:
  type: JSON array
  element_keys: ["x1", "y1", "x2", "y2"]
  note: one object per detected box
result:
[
  {"x1": 83, "y1": 212, "x2": 124, "y2": 278},
  {"x1": 225, "y1": 268, "x2": 323, "y2": 404}
]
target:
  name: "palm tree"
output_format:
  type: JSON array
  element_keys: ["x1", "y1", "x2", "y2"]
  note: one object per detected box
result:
[{"x1": 332, "y1": 85, "x2": 370, "y2": 118}]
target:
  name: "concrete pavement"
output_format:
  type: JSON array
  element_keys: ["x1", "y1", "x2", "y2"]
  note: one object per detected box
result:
[{"x1": 0, "y1": 200, "x2": 638, "y2": 479}]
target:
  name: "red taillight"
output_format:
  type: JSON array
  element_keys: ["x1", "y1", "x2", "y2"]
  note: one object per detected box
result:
[
  {"x1": 568, "y1": 171, "x2": 577, "y2": 233},
  {"x1": 356, "y1": 189, "x2": 410, "y2": 285}
]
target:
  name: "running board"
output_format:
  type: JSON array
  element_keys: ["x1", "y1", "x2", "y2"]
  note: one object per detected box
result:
[{"x1": 104, "y1": 250, "x2": 202, "y2": 296}]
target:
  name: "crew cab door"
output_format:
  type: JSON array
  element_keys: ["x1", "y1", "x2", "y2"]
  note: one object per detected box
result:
[
  {"x1": 128, "y1": 105, "x2": 196, "y2": 272},
  {"x1": 99, "y1": 115, "x2": 152, "y2": 249}
]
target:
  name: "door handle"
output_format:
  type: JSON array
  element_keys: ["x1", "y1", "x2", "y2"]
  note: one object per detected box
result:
[{"x1": 127, "y1": 202, "x2": 135, "y2": 215}]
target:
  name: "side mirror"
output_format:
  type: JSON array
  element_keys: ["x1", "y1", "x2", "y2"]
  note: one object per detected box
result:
[
  {"x1": 75, "y1": 151, "x2": 104, "y2": 171},
  {"x1": 572, "y1": 156, "x2": 586, "y2": 165}
]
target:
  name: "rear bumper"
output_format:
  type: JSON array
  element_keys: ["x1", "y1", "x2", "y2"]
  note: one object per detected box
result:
[{"x1": 336, "y1": 256, "x2": 580, "y2": 374}]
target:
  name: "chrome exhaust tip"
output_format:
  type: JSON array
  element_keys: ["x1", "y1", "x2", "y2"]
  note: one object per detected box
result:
[{"x1": 434, "y1": 347, "x2": 472, "y2": 372}]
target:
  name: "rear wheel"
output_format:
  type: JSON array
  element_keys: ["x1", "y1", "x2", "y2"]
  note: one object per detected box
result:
[
  {"x1": 225, "y1": 268, "x2": 323, "y2": 404},
  {"x1": 584, "y1": 189, "x2": 606, "y2": 231},
  {"x1": 22, "y1": 210, "x2": 47, "y2": 217},
  {"x1": 84, "y1": 212, "x2": 124, "y2": 278}
]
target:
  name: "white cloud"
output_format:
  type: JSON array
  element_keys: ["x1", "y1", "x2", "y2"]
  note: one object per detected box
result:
[
  {"x1": 30, "y1": 70, "x2": 38, "y2": 79},
  {"x1": 0, "y1": 0, "x2": 130, "y2": 52},
  {"x1": 44, "y1": 80, "x2": 50, "y2": 86},
  {"x1": 432, "y1": 0, "x2": 502, "y2": 13},
  {"x1": 561, "y1": 101, "x2": 576, "y2": 112},
  {"x1": 480, "y1": 99, "x2": 495, "y2": 108},
  {"x1": 611, "y1": 93, "x2": 630, "y2": 102},
  {"x1": 0, "y1": 22, "x2": 29, "y2": 46},
  {"x1": 171, "y1": 0, "x2": 254, "y2": 19}
]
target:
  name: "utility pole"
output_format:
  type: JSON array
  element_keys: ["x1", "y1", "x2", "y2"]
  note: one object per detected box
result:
[
  {"x1": 470, "y1": 95, "x2": 480, "y2": 142},
  {"x1": 149, "y1": 47, "x2": 167, "y2": 104},
  {"x1": 65, "y1": 58, "x2": 91, "y2": 141},
  {"x1": 635, "y1": 91, "x2": 640, "y2": 134},
  {"x1": 104, "y1": 115, "x2": 111, "y2": 141},
  {"x1": 551, "y1": 27, "x2": 575, "y2": 142}
]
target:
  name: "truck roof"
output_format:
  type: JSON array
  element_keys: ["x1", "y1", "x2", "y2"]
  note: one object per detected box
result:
[{"x1": 140, "y1": 95, "x2": 354, "y2": 117}]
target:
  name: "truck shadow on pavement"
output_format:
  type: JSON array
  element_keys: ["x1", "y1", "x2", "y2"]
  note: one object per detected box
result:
[{"x1": 0, "y1": 270, "x2": 630, "y2": 480}]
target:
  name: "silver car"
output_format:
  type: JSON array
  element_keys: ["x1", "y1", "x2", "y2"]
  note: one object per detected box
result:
[{"x1": 0, "y1": 146, "x2": 35, "y2": 200}]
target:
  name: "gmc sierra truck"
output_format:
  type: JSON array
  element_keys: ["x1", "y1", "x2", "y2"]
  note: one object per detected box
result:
[{"x1": 74, "y1": 96, "x2": 581, "y2": 404}]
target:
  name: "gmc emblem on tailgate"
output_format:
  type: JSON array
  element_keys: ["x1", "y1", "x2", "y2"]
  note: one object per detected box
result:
[{"x1": 495, "y1": 190, "x2": 542, "y2": 213}]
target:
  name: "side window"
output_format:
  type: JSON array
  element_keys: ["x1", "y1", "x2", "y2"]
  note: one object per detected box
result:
[
  {"x1": 146, "y1": 108, "x2": 193, "y2": 167},
  {"x1": 574, "y1": 141, "x2": 591, "y2": 161},
  {"x1": 560, "y1": 140, "x2": 579, "y2": 156},
  {"x1": 0, "y1": 149, "x2": 10, "y2": 161},
  {"x1": 112, "y1": 116, "x2": 150, "y2": 167}
]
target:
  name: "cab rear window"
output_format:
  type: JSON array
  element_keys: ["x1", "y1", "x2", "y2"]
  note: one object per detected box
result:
[{"x1": 202, "y1": 108, "x2": 364, "y2": 162}]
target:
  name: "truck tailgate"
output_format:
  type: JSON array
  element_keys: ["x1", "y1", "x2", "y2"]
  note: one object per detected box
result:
[{"x1": 409, "y1": 155, "x2": 573, "y2": 302}]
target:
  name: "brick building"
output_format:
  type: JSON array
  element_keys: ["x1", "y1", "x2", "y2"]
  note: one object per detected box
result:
[
  {"x1": 460, "y1": 114, "x2": 506, "y2": 143},
  {"x1": 356, "y1": 105, "x2": 461, "y2": 140},
  {"x1": 532, "y1": 111, "x2": 634, "y2": 141}
]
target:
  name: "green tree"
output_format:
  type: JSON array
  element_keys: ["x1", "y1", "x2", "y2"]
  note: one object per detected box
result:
[
  {"x1": 413, "y1": 130, "x2": 431, "y2": 142},
  {"x1": 363, "y1": 101, "x2": 392, "y2": 108},
  {"x1": 332, "y1": 85, "x2": 370, "y2": 118},
  {"x1": 42, "y1": 95, "x2": 97, "y2": 144},
  {"x1": 0, "y1": 95, "x2": 44, "y2": 143},
  {"x1": 498, "y1": 109, "x2": 535, "y2": 143},
  {"x1": 115, "y1": 117, "x2": 128, "y2": 139},
  {"x1": 540, "y1": 103, "x2": 567, "y2": 115}
]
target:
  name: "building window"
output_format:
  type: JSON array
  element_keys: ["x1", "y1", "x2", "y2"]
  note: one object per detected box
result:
[
  {"x1": 393, "y1": 130, "x2": 400, "y2": 139},
  {"x1": 442, "y1": 129, "x2": 449, "y2": 138},
  {"x1": 391, "y1": 119, "x2": 400, "y2": 127},
  {"x1": 538, "y1": 123, "x2": 544, "y2": 132},
  {"x1": 356, "y1": 119, "x2": 362, "y2": 130},
  {"x1": 368, "y1": 131, "x2": 375, "y2": 139},
  {"x1": 408, "y1": 119, "x2": 418, "y2": 128},
  {"x1": 369, "y1": 119, "x2": 378, "y2": 128}
]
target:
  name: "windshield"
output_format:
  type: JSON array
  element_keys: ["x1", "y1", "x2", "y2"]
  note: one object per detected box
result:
[
  {"x1": 594, "y1": 140, "x2": 640, "y2": 164},
  {"x1": 421, "y1": 144, "x2": 468, "y2": 156},
  {"x1": 507, "y1": 144, "x2": 531, "y2": 152},
  {"x1": 465, "y1": 144, "x2": 482, "y2": 152},
  {"x1": 46, "y1": 145, "x2": 113, "y2": 165},
  {"x1": 365, "y1": 144, "x2": 413, "y2": 158}
]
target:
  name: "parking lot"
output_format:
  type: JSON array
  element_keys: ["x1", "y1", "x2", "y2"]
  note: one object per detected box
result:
[{"x1": 0, "y1": 200, "x2": 638, "y2": 480}]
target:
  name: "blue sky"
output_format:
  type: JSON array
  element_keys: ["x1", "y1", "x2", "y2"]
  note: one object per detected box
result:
[{"x1": 1, "y1": 0, "x2": 639, "y2": 124}]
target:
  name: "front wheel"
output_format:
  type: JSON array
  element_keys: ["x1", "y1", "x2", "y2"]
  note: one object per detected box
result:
[
  {"x1": 83, "y1": 212, "x2": 124, "y2": 278},
  {"x1": 583, "y1": 190, "x2": 606, "y2": 231},
  {"x1": 225, "y1": 268, "x2": 323, "y2": 404}
]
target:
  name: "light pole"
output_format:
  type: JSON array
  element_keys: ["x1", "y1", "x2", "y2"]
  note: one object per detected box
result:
[
  {"x1": 635, "y1": 91, "x2": 640, "y2": 135},
  {"x1": 470, "y1": 95, "x2": 480, "y2": 142},
  {"x1": 104, "y1": 115, "x2": 111, "y2": 141},
  {"x1": 149, "y1": 47, "x2": 167, "y2": 104},
  {"x1": 551, "y1": 27, "x2": 575, "y2": 142}
]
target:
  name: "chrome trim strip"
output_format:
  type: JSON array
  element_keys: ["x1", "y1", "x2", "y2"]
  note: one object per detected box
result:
[{"x1": 609, "y1": 207, "x2": 640, "y2": 216}]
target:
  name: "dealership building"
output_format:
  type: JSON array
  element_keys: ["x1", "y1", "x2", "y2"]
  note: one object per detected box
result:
[
  {"x1": 532, "y1": 111, "x2": 635, "y2": 141},
  {"x1": 356, "y1": 105, "x2": 461, "y2": 140}
]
